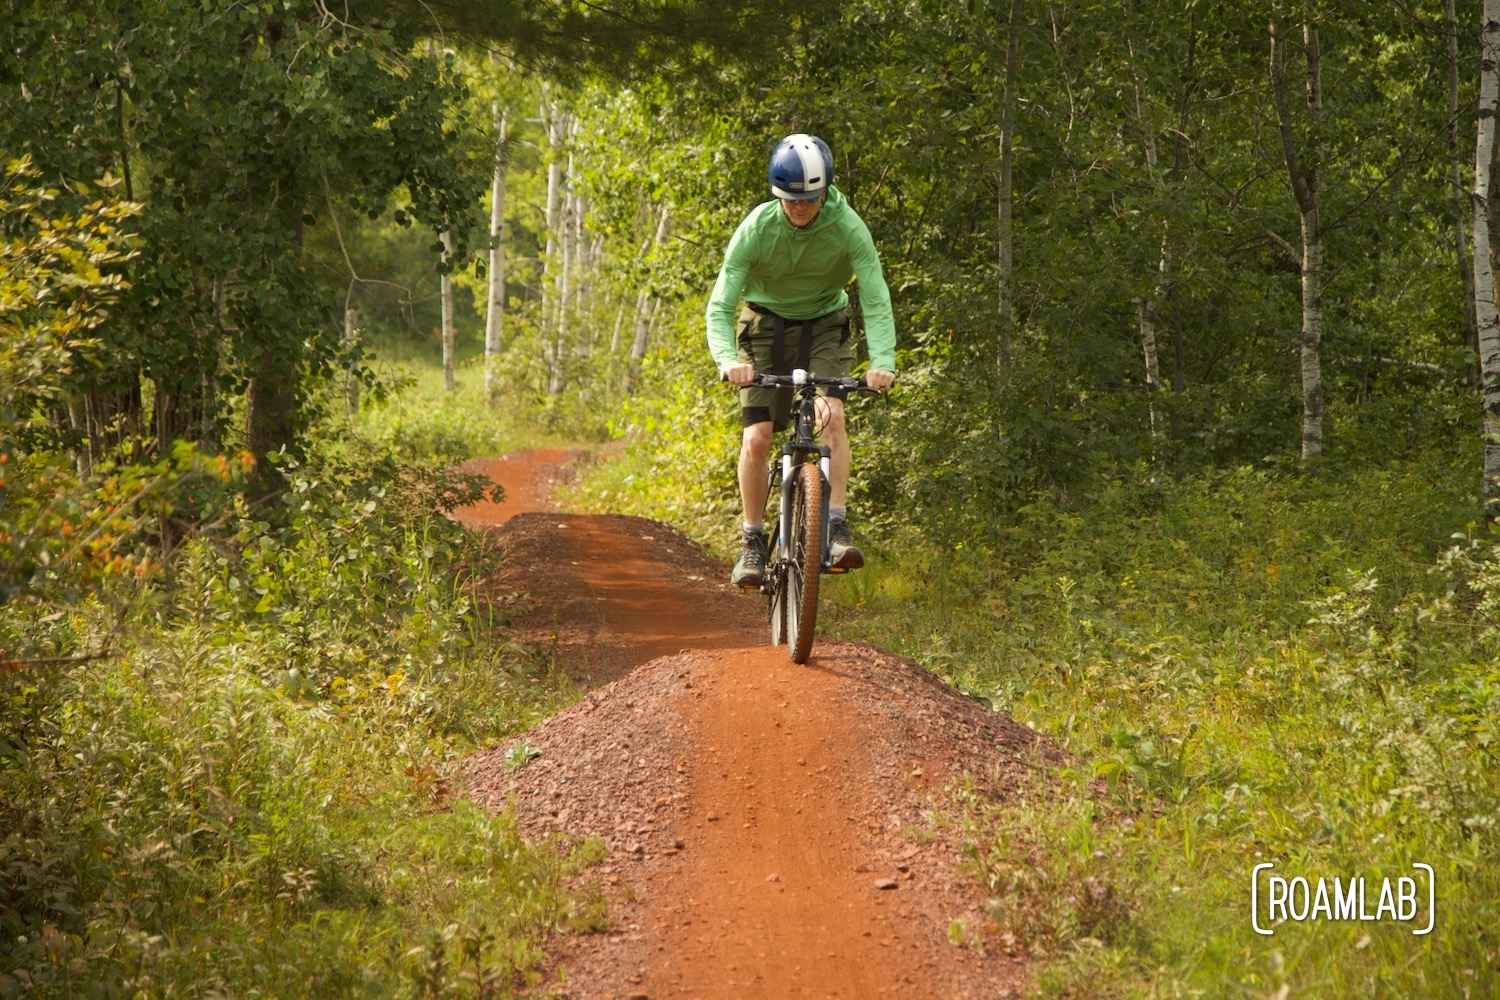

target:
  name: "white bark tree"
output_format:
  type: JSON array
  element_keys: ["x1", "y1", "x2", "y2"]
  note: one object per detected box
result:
[
  {"x1": 1474, "y1": 0, "x2": 1500, "y2": 514},
  {"x1": 550, "y1": 144, "x2": 575, "y2": 393},
  {"x1": 623, "y1": 202, "x2": 671, "y2": 393},
  {"x1": 1451, "y1": 0, "x2": 1480, "y2": 356},
  {"x1": 1129, "y1": 38, "x2": 1170, "y2": 464},
  {"x1": 996, "y1": 0, "x2": 1022, "y2": 367},
  {"x1": 539, "y1": 87, "x2": 573, "y2": 394},
  {"x1": 440, "y1": 228, "x2": 455, "y2": 392},
  {"x1": 485, "y1": 103, "x2": 508, "y2": 403},
  {"x1": 1270, "y1": 18, "x2": 1325, "y2": 463}
]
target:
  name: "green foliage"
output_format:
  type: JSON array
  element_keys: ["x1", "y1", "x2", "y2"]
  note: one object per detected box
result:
[
  {"x1": 0, "y1": 159, "x2": 235, "y2": 647},
  {"x1": 1, "y1": 0, "x2": 489, "y2": 479},
  {"x1": 161, "y1": 448, "x2": 497, "y2": 683},
  {"x1": 346, "y1": 327, "x2": 581, "y2": 461},
  {"x1": 799, "y1": 449, "x2": 1498, "y2": 996},
  {"x1": 0, "y1": 158, "x2": 136, "y2": 414},
  {"x1": 1, "y1": 336, "x2": 584, "y2": 994},
  {"x1": 0, "y1": 621, "x2": 582, "y2": 995}
]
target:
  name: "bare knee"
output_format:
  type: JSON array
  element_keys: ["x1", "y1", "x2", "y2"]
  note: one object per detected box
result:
[
  {"x1": 742, "y1": 421, "x2": 773, "y2": 460},
  {"x1": 816, "y1": 397, "x2": 847, "y2": 443}
]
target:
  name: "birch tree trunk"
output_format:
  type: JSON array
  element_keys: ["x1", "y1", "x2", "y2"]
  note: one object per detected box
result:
[
  {"x1": 608, "y1": 303, "x2": 626, "y2": 355},
  {"x1": 541, "y1": 90, "x2": 570, "y2": 394},
  {"x1": 1451, "y1": 0, "x2": 1480, "y2": 358},
  {"x1": 550, "y1": 151, "x2": 573, "y2": 393},
  {"x1": 440, "y1": 228, "x2": 455, "y2": 392},
  {"x1": 1167, "y1": 15, "x2": 1199, "y2": 443},
  {"x1": 623, "y1": 203, "x2": 670, "y2": 393},
  {"x1": 996, "y1": 0, "x2": 1022, "y2": 368},
  {"x1": 485, "y1": 104, "x2": 507, "y2": 403},
  {"x1": 1129, "y1": 39, "x2": 1169, "y2": 464},
  {"x1": 1270, "y1": 19, "x2": 1325, "y2": 463},
  {"x1": 343, "y1": 304, "x2": 360, "y2": 416},
  {"x1": 1474, "y1": 0, "x2": 1500, "y2": 514},
  {"x1": 540, "y1": 88, "x2": 563, "y2": 385}
]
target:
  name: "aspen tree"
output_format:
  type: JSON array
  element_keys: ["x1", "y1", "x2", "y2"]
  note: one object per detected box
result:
[
  {"x1": 996, "y1": 0, "x2": 1022, "y2": 368},
  {"x1": 1270, "y1": 18, "x2": 1325, "y2": 462},
  {"x1": 441, "y1": 229, "x2": 456, "y2": 392},
  {"x1": 1474, "y1": 0, "x2": 1500, "y2": 513},
  {"x1": 485, "y1": 103, "x2": 508, "y2": 403}
]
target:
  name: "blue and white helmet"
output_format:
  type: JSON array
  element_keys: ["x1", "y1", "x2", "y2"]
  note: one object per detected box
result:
[{"x1": 769, "y1": 134, "x2": 833, "y2": 201}]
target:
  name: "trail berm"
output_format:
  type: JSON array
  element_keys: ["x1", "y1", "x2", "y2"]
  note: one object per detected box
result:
[{"x1": 453, "y1": 448, "x2": 1059, "y2": 998}]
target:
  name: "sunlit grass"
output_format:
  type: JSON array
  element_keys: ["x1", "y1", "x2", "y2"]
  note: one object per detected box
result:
[
  {"x1": 821, "y1": 465, "x2": 1499, "y2": 998},
  {"x1": 343, "y1": 331, "x2": 580, "y2": 464},
  {"x1": 586, "y1": 432, "x2": 1500, "y2": 998},
  {"x1": 0, "y1": 337, "x2": 607, "y2": 996}
]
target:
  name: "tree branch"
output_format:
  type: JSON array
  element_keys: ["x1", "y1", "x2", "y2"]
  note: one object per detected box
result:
[{"x1": 2, "y1": 649, "x2": 115, "y2": 671}]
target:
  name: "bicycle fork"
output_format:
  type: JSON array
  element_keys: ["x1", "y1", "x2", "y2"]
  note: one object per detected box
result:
[{"x1": 774, "y1": 442, "x2": 832, "y2": 569}]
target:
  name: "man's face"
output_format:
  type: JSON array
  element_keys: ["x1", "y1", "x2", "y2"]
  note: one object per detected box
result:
[{"x1": 780, "y1": 193, "x2": 824, "y2": 228}]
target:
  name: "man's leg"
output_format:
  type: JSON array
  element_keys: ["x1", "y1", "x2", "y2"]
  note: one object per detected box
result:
[
  {"x1": 739, "y1": 420, "x2": 773, "y2": 524},
  {"x1": 814, "y1": 395, "x2": 849, "y2": 506},
  {"x1": 731, "y1": 420, "x2": 774, "y2": 587},
  {"x1": 814, "y1": 395, "x2": 863, "y2": 570}
]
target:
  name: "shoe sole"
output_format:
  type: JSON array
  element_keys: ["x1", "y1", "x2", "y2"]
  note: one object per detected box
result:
[{"x1": 827, "y1": 550, "x2": 864, "y2": 572}]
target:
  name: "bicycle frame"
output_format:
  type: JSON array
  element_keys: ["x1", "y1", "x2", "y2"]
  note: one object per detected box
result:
[
  {"x1": 771, "y1": 383, "x2": 832, "y2": 572},
  {"x1": 745, "y1": 369, "x2": 871, "y2": 662}
]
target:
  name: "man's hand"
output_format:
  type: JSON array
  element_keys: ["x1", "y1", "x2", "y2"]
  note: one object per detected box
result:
[
  {"x1": 865, "y1": 368, "x2": 896, "y2": 392},
  {"x1": 722, "y1": 362, "x2": 757, "y2": 386}
]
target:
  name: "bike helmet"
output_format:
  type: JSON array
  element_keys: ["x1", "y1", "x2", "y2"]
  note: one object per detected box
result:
[{"x1": 769, "y1": 134, "x2": 833, "y2": 201}]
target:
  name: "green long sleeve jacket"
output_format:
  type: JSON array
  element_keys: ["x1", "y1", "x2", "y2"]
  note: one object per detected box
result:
[{"x1": 705, "y1": 186, "x2": 897, "y2": 373}]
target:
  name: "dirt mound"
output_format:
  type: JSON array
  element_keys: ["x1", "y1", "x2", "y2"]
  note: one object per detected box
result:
[
  {"x1": 453, "y1": 448, "x2": 1056, "y2": 997},
  {"x1": 462, "y1": 642, "x2": 1053, "y2": 998}
]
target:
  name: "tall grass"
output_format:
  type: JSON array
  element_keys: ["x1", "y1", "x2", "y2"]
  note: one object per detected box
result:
[
  {"x1": 1, "y1": 340, "x2": 596, "y2": 997},
  {"x1": 839, "y1": 456, "x2": 1498, "y2": 997},
  {"x1": 586, "y1": 431, "x2": 1500, "y2": 997}
]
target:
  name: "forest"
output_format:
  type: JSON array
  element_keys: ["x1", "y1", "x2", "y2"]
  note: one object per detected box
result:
[{"x1": 3, "y1": 0, "x2": 1498, "y2": 995}]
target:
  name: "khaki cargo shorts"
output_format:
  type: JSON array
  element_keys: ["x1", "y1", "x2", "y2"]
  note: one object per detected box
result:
[{"x1": 735, "y1": 305, "x2": 854, "y2": 430}]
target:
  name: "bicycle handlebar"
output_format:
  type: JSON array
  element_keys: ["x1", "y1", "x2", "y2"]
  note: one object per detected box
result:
[{"x1": 720, "y1": 369, "x2": 889, "y2": 393}]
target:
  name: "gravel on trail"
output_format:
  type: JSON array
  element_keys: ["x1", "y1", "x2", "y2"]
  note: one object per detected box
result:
[{"x1": 452, "y1": 449, "x2": 1062, "y2": 998}]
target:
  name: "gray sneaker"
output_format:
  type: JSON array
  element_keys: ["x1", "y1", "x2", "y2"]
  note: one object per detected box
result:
[
  {"x1": 827, "y1": 517, "x2": 864, "y2": 571},
  {"x1": 731, "y1": 530, "x2": 768, "y2": 588}
]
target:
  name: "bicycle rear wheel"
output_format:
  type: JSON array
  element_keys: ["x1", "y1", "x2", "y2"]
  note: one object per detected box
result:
[{"x1": 785, "y1": 462, "x2": 825, "y2": 664}]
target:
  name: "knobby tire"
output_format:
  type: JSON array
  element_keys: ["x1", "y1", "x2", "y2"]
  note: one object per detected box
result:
[
  {"x1": 786, "y1": 462, "x2": 824, "y2": 664},
  {"x1": 767, "y1": 522, "x2": 786, "y2": 646}
]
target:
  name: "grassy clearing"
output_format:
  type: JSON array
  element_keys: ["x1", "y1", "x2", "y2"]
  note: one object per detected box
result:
[
  {"x1": 582, "y1": 433, "x2": 1500, "y2": 997},
  {"x1": 343, "y1": 329, "x2": 580, "y2": 465},
  {"x1": 1, "y1": 341, "x2": 597, "y2": 997}
]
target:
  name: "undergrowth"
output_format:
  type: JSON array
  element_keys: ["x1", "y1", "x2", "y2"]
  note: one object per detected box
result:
[
  {"x1": 583, "y1": 426, "x2": 1500, "y2": 997},
  {"x1": 1, "y1": 351, "x2": 594, "y2": 996}
]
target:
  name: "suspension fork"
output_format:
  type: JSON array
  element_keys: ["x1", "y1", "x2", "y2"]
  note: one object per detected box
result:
[{"x1": 776, "y1": 441, "x2": 831, "y2": 562}]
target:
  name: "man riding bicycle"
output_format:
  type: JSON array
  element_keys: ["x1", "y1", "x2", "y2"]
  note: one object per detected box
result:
[{"x1": 706, "y1": 133, "x2": 898, "y2": 589}]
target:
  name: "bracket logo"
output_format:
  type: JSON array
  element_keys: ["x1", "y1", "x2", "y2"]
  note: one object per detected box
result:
[{"x1": 1250, "y1": 863, "x2": 1434, "y2": 936}]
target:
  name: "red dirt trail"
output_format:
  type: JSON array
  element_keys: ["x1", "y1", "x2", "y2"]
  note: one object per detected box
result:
[{"x1": 453, "y1": 448, "x2": 1055, "y2": 999}]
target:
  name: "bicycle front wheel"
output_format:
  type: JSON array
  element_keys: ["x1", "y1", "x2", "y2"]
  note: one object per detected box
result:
[
  {"x1": 767, "y1": 522, "x2": 786, "y2": 646},
  {"x1": 785, "y1": 462, "x2": 825, "y2": 664}
]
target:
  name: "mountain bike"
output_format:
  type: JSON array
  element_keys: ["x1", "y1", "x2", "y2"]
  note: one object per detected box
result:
[{"x1": 744, "y1": 369, "x2": 879, "y2": 664}]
